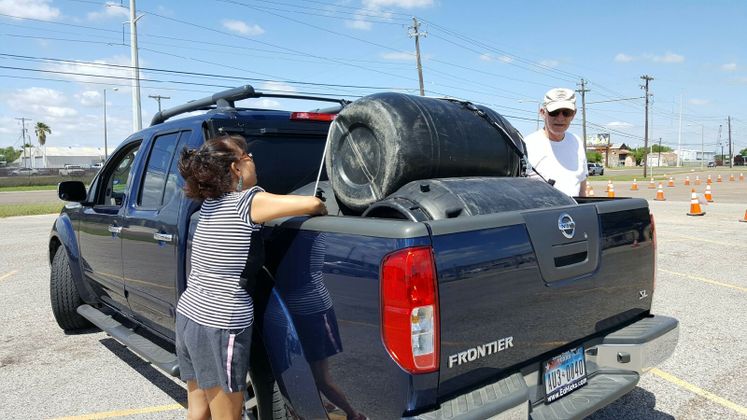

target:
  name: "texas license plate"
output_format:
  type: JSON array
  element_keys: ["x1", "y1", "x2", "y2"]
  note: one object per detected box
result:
[{"x1": 543, "y1": 346, "x2": 587, "y2": 403}]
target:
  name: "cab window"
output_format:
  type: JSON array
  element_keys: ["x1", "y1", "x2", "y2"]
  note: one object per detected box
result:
[
  {"x1": 98, "y1": 142, "x2": 141, "y2": 207},
  {"x1": 138, "y1": 131, "x2": 182, "y2": 208}
]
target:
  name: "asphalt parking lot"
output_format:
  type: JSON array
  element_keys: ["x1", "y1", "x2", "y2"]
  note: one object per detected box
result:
[{"x1": 0, "y1": 173, "x2": 745, "y2": 420}]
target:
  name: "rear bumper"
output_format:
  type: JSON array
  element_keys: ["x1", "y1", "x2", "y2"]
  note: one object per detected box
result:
[{"x1": 407, "y1": 315, "x2": 679, "y2": 420}]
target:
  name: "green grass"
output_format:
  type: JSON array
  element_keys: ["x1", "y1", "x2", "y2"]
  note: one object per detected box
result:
[
  {"x1": 0, "y1": 185, "x2": 57, "y2": 192},
  {"x1": 0, "y1": 203, "x2": 64, "y2": 218}
]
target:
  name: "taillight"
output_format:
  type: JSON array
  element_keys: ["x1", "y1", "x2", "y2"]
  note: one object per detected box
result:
[
  {"x1": 289, "y1": 112, "x2": 336, "y2": 121},
  {"x1": 650, "y1": 212, "x2": 657, "y2": 291},
  {"x1": 381, "y1": 246, "x2": 439, "y2": 374}
]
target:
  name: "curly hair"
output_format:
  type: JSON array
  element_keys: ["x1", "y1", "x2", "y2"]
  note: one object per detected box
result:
[{"x1": 179, "y1": 134, "x2": 248, "y2": 200}]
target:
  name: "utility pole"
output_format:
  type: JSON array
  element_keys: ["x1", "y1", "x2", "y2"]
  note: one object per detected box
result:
[
  {"x1": 408, "y1": 17, "x2": 426, "y2": 96},
  {"x1": 677, "y1": 94, "x2": 683, "y2": 167},
  {"x1": 728, "y1": 116, "x2": 732, "y2": 168},
  {"x1": 658, "y1": 137, "x2": 662, "y2": 168},
  {"x1": 577, "y1": 79, "x2": 590, "y2": 151},
  {"x1": 129, "y1": 0, "x2": 143, "y2": 131},
  {"x1": 640, "y1": 75, "x2": 654, "y2": 178},
  {"x1": 148, "y1": 95, "x2": 171, "y2": 113},
  {"x1": 15, "y1": 117, "x2": 31, "y2": 168}
]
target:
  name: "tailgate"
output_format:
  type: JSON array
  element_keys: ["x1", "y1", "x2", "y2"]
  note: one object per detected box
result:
[{"x1": 426, "y1": 198, "x2": 654, "y2": 397}]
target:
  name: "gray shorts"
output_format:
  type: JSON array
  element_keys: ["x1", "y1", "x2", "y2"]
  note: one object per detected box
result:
[{"x1": 175, "y1": 313, "x2": 252, "y2": 393}]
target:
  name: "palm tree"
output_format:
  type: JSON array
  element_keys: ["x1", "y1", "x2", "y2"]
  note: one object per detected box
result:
[
  {"x1": 34, "y1": 122, "x2": 51, "y2": 168},
  {"x1": 35, "y1": 122, "x2": 51, "y2": 146}
]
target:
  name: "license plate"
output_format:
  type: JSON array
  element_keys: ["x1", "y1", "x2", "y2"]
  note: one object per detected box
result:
[{"x1": 543, "y1": 346, "x2": 587, "y2": 403}]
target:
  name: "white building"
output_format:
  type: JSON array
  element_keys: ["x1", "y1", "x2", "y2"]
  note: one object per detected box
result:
[
  {"x1": 15, "y1": 146, "x2": 105, "y2": 169},
  {"x1": 675, "y1": 149, "x2": 716, "y2": 165}
]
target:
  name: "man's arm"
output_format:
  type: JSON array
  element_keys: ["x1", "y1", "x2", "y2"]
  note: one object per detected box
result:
[{"x1": 579, "y1": 180, "x2": 587, "y2": 197}]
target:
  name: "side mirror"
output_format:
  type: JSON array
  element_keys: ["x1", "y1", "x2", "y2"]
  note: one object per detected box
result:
[{"x1": 58, "y1": 181, "x2": 87, "y2": 202}]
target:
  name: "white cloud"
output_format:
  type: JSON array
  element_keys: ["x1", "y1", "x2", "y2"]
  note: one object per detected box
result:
[
  {"x1": 76, "y1": 91, "x2": 102, "y2": 107},
  {"x1": 347, "y1": 0, "x2": 431, "y2": 30},
  {"x1": 4, "y1": 87, "x2": 79, "y2": 125},
  {"x1": 540, "y1": 59, "x2": 559, "y2": 68},
  {"x1": 651, "y1": 52, "x2": 684, "y2": 63},
  {"x1": 380, "y1": 51, "x2": 416, "y2": 61},
  {"x1": 363, "y1": 0, "x2": 433, "y2": 8},
  {"x1": 260, "y1": 81, "x2": 297, "y2": 94},
  {"x1": 0, "y1": 0, "x2": 60, "y2": 20},
  {"x1": 688, "y1": 98, "x2": 709, "y2": 106},
  {"x1": 253, "y1": 98, "x2": 282, "y2": 109},
  {"x1": 478, "y1": 53, "x2": 513, "y2": 64},
  {"x1": 40, "y1": 55, "x2": 134, "y2": 85},
  {"x1": 87, "y1": 1, "x2": 129, "y2": 21},
  {"x1": 721, "y1": 63, "x2": 738, "y2": 72},
  {"x1": 222, "y1": 19, "x2": 265, "y2": 36},
  {"x1": 606, "y1": 121, "x2": 634, "y2": 129},
  {"x1": 614, "y1": 53, "x2": 635, "y2": 63},
  {"x1": 346, "y1": 18, "x2": 373, "y2": 30}
]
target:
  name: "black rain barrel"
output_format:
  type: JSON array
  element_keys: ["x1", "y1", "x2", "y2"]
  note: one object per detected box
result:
[{"x1": 325, "y1": 92, "x2": 525, "y2": 213}]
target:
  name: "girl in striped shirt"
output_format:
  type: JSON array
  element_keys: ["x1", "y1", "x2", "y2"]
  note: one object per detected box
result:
[{"x1": 177, "y1": 134, "x2": 326, "y2": 420}]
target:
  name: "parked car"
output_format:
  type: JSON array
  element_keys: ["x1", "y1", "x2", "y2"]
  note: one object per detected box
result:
[
  {"x1": 707, "y1": 161, "x2": 716, "y2": 167},
  {"x1": 50, "y1": 86, "x2": 678, "y2": 419},
  {"x1": 59, "y1": 164, "x2": 86, "y2": 176},
  {"x1": 587, "y1": 162, "x2": 605, "y2": 176},
  {"x1": 10, "y1": 167, "x2": 39, "y2": 176}
]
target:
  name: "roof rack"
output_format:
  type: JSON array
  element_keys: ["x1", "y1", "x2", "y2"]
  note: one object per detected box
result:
[{"x1": 150, "y1": 85, "x2": 350, "y2": 126}]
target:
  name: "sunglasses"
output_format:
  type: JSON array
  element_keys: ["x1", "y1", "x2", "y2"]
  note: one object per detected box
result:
[{"x1": 547, "y1": 109, "x2": 575, "y2": 117}]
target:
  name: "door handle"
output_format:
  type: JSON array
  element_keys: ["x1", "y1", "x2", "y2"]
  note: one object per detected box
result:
[
  {"x1": 153, "y1": 232, "x2": 173, "y2": 242},
  {"x1": 108, "y1": 225, "x2": 122, "y2": 234}
]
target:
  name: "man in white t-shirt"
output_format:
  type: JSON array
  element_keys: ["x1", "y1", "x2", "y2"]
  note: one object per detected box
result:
[{"x1": 524, "y1": 88, "x2": 588, "y2": 197}]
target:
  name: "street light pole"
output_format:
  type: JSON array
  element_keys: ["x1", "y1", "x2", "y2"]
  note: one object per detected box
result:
[{"x1": 103, "y1": 88, "x2": 118, "y2": 161}]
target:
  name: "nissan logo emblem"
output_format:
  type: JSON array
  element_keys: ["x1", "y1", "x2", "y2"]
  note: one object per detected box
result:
[{"x1": 558, "y1": 213, "x2": 575, "y2": 239}]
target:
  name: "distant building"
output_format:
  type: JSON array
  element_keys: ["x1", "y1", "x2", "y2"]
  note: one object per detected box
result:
[
  {"x1": 675, "y1": 149, "x2": 716, "y2": 166},
  {"x1": 14, "y1": 146, "x2": 104, "y2": 169},
  {"x1": 586, "y1": 137, "x2": 636, "y2": 167}
]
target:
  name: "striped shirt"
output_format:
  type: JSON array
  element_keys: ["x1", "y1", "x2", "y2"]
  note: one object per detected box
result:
[{"x1": 177, "y1": 186, "x2": 264, "y2": 329}]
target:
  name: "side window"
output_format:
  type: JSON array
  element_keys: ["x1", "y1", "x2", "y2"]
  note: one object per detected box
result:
[
  {"x1": 161, "y1": 130, "x2": 194, "y2": 206},
  {"x1": 99, "y1": 142, "x2": 141, "y2": 206},
  {"x1": 139, "y1": 131, "x2": 181, "y2": 208}
]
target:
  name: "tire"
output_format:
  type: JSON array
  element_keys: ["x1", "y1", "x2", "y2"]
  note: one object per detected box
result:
[
  {"x1": 50, "y1": 246, "x2": 91, "y2": 331},
  {"x1": 243, "y1": 378, "x2": 291, "y2": 420}
]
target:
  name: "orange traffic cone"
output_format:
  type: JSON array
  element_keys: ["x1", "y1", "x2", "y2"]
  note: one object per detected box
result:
[
  {"x1": 648, "y1": 178, "x2": 656, "y2": 189},
  {"x1": 740, "y1": 209, "x2": 747, "y2": 222},
  {"x1": 607, "y1": 183, "x2": 615, "y2": 198},
  {"x1": 631, "y1": 179, "x2": 639, "y2": 190},
  {"x1": 717, "y1": 174, "x2": 722, "y2": 183},
  {"x1": 654, "y1": 183, "x2": 666, "y2": 201},
  {"x1": 729, "y1": 174, "x2": 735, "y2": 182},
  {"x1": 704, "y1": 185, "x2": 714, "y2": 202},
  {"x1": 687, "y1": 189, "x2": 705, "y2": 216},
  {"x1": 707, "y1": 175, "x2": 712, "y2": 185},
  {"x1": 695, "y1": 176, "x2": 701, "y2": 186},
  {"x1": 740, "y1": 173, "x2": 744, "y2": 182},
  {"x1": 684, "y1": 175, "x2": 690, "y2": 186},
  {"x1": 667, "y1": 177, "x2": 675, "y2": 187},
  {"x1": 606, "y1": 179, "x2": 612, "y2": 192},
  {"x1": 587, "y1": 185, "x2": 595, "y2": 197}
]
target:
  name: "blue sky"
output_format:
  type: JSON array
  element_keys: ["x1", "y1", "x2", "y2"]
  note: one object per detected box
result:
[{"x1": 1, "y1": 0, "x2": 745, "y2": 156}]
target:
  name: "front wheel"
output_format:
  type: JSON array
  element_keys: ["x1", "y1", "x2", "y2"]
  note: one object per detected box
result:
[
  {"x1": 50, "y1": 246, "x2": 91, "y2": 331},
  {"x1": 244, "y1": 377, "x2": 291, "y2": 420}
]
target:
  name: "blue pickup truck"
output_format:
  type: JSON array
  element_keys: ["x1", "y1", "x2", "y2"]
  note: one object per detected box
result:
[{"x1": 49, "y1": 86, "x2": 678, "y2": 420}]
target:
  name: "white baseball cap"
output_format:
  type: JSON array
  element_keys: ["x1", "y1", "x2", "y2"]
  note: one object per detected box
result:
[{"x1": 543, "y1": 88, "x2": 577, "y2": 112}]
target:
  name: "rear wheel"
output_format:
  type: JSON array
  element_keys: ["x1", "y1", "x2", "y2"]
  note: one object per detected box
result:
[{"x1": 50, "y1": 246, "x2": 91, "y2": 331}]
